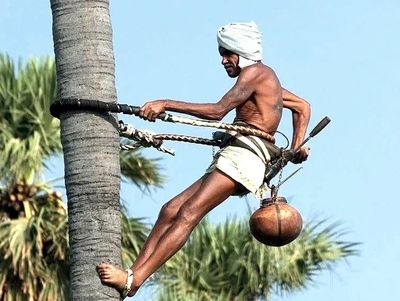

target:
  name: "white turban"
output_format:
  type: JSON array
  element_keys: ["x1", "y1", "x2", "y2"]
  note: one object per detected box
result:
[{"x1": 217, "y1": 21, "x2": 263, "y2": 67}]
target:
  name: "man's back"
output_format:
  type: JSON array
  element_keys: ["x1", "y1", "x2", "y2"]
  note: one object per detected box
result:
[{"x1": 233, "y1": 63, "x2": 283, "y2": 133}]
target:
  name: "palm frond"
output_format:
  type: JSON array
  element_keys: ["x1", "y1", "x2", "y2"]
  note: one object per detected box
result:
[
  {"x1": 269, "y1": 219, "x2": 360, "y2": 295},
  {"x1": 154, "y1": 217, "x2": 359, "y2": 301},
  {"x1": 119, "y1": 143, "x2": 166, "y2": 190},
  {"x1": 0, "y1": 214, "x2": 68, "y2": 300},
  {"x1": 0, "y1": 53, "x2": 60, "y2": 182},
  {"x1": 0, "y1": 180, "x2": 152, "y2": 301},
  {"x1": 0, "y1": 179, "x2": 68, "y2": 301},
  {"x1": 121, "y1": 209, "x2": 150, "y2": 267}
]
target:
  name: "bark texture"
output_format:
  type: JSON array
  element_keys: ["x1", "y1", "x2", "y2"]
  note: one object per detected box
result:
[{"x1": 50, "y1": 0, "x2": 121, "y2": 300}]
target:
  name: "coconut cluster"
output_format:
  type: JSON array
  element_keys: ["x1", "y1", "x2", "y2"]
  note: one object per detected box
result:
[{"x1": 0, "y1": 181, "x2": 64, "y2": 219}]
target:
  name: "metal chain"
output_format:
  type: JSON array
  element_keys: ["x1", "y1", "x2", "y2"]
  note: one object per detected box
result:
[{"x1": 271, "y1": 158, "x2": 285, "y2": 198}]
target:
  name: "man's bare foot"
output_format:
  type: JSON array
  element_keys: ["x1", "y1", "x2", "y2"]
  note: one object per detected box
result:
[{"x1": 96, "y1": 262, "x2": 138, "y2": 297}]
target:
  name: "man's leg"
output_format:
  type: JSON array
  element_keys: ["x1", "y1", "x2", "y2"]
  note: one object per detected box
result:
[
  {"x1": 97, "y1": 170, "x2": 238, "y2": 296},
  {"x1": 132, "y1": 177, "x2": 204, "y2": 270}
]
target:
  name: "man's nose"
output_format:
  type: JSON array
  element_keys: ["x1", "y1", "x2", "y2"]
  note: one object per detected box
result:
[{"x1": 221, "y1": 56, "x2": 228, "y2": 65}]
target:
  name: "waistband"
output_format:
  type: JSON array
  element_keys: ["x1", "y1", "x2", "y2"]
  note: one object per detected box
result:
[
  {"x1": 214, "y1": 131, "x2": 281, "y2": 161},
  {"x1": 231, "y1": 121, "x2": 280, "y2": 158}
]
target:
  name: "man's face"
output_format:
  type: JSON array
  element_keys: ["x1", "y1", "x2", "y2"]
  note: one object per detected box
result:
[{"x1": 219, "y1": 47, "x2": 241, "y2": 78}]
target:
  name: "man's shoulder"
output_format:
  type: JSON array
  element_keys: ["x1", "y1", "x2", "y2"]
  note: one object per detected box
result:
[{"x1": 240, "y1": 62, "x2": 276, "y2": 80}]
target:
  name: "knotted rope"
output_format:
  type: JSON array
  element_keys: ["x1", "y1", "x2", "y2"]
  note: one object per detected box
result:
[{"x1": 119, "y1": 122, "x2": 175, "y2": 155}]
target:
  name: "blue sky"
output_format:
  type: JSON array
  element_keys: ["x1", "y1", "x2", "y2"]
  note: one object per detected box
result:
[{"x1": 1, "y1": 0, "x2": 400, "y2": 300}]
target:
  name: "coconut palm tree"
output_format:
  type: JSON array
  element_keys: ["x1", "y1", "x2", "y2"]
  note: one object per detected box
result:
[
  {"x1": 0, "y1": 53, "x2": 163, "y2": 300},
  {"x1": 49, "y1": 1, "x2": 126, "y2": 299},
  {"x1": 154, "y1": 217, "x2": 358, "y2": 301}
]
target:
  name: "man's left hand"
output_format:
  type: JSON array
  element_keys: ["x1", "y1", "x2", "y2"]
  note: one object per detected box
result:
[{"x1": 291, "y1": 145, "x2": 310, "y2": 164}]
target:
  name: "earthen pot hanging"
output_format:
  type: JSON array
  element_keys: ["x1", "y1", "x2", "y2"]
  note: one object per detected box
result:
[{"x1": 249, "y1": 196, "x2": 303, "y2": 247}]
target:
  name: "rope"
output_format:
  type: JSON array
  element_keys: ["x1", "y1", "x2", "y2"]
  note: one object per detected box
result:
[
  {"x1": 119, "y1": 121, "x2": 224, "y2": 156},
  {"x1": 119, "y1": 122, "x2": 175, "y2": 155},
  {"x1": 160, "y1": 114, "x2": 275, "y2": 143},
  {"x1": 153, "y1": 134, "x2": 219, "y2": 146},
  {"x1": 50, "y1": 98, "x2": 275, "y2": 143}
]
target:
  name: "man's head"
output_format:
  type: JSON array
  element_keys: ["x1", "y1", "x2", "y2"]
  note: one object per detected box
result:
[{"x1": 217, "y1": 21, "x2": 262, "y2": 77}]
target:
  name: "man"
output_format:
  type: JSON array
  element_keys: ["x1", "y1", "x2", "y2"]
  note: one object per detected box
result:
[{"x1": 97, "y1": 21, "x2": 311, "y2": 298}]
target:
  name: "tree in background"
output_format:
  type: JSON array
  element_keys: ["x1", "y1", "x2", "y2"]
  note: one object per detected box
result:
[
  {"x1": 0, "y1": 53, "x2": 163, "y2": 300},
  {"x1": 155, "y1": 218, "x2": 358, "y2": 301}
]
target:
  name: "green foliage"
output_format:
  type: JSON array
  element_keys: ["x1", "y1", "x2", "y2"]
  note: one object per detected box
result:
[
  {"x1": 0, "y1": 182, "x2": 69, "y2": 301},
  {"x1": 154, "y1": 218, "x2": 359, "y2": 301},
  {"x1": 120, "y1": 142, "x2": 165, "y2": 191},
  {"x1": 121, "y1": 208, "x2": 150, "y2": 267},
  {"x1": 0, "y1": 181, "x2": 150, "y2": 301},
  {"x1": 0, "y1": 54, "x2": 60, "y2": 183}
]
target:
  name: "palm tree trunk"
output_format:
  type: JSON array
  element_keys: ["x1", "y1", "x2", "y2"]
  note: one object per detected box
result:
[{"x1": 50, "y1": 0, "x2": 121, "y2": 300}]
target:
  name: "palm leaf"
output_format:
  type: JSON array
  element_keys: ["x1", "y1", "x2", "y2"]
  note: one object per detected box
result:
[
  {"x1": 154, "y1": 217, "x2": 359, "y2": 301},
  {"x1": 0, "y1": 180, "x2": 151, "y2": 301},
  {"x1": 120, "y1": 141, "x2": 166, "y2": 190},
  {"x1": 121, "y1": 208, "x2": 150, "y2": 267},
  {"x1": 0, "y1": 54, "x2": 60, "y2": 182},
  {"x1": 0, "y1": 179, "x2": 69, "y2": 301}
]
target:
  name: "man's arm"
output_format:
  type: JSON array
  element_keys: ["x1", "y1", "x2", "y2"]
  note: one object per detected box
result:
[
  {"x1": 138, "y1": 68, "x2": 256, "y2": 121},
  {"x1": 282, "y1": 87, "x2": 311, "y2": 163}
]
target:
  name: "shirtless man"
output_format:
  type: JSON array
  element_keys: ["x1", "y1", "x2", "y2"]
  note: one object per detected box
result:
[{"x1": 97, "y1": 21, "x2": 311, "y2": 298}]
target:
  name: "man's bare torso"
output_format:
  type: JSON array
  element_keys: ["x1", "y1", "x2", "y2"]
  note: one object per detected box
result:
[
  {"x1": 138, "y1": 63, "x2": 285, "y2": 136},
  {"x1": 233, "y1": 63, "x2": 283, "y2": 134}
]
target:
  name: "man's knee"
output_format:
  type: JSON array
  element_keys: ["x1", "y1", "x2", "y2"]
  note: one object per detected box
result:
[
  {"x1": 175, "y1": 203, "x2": 203, "y2": 227},
  {"x1": 158, "y1": 201, "x2": 180, "y2": 221}
]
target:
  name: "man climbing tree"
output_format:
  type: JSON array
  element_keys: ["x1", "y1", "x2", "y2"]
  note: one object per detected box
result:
[{"x1": 97, "y1": 21, "x2": 311, "y2": 298}]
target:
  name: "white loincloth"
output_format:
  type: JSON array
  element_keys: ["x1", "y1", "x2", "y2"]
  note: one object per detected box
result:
[{"x1": 205, "y1": 132, "x2": 271, "y2": 199}]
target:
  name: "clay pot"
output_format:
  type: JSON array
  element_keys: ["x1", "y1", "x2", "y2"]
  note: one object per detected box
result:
[{"x1": 249, "y1": 196, "x2": 303, "y2": 247}]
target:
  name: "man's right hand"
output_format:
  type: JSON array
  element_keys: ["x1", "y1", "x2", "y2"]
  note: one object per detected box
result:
[{"x1": 139, "y1": 100, "x2": 167, "y2": 121}]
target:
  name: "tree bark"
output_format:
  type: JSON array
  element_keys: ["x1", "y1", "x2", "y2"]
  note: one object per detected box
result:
[{"x1": 50, "y1": 0, "x2": 121, "y2": 300}]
